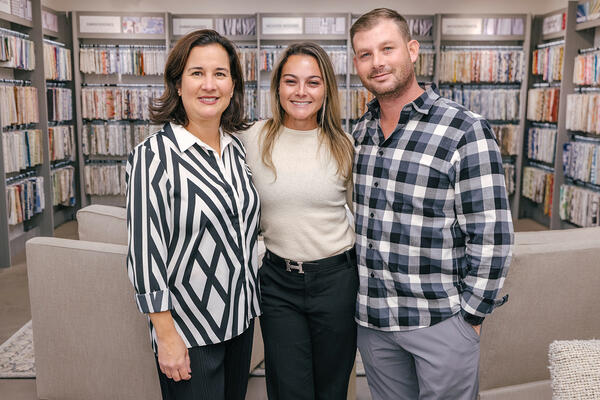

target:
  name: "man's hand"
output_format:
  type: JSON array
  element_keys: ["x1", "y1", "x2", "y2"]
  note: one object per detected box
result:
[{"x1": 471, "y1": 324, "x2": 481, "y2": 336}]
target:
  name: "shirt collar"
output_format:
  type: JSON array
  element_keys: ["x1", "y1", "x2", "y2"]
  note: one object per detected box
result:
[
  {"x1": 413, "y1": 83, "x2": 440, "y2": 115},
  {"x1": 356, "y1": 83, "x2": 440, "y2": 144},
  {"x1": 367, "y1": 83, "x2": 439, "y2": 116},
  {"x1": 169, "y1": 122, "x2": 232, "y2": 157}
]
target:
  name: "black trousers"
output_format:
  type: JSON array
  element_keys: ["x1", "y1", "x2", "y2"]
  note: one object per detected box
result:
[
  {"x1": 259, "y1": 250, "x2": 358, "y2": 400},
  {"x1": 156, "y1": 320, "x2": 254, "y2": 400}
]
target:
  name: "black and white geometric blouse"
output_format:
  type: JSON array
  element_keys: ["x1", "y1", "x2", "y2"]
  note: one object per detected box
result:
[{"x1": 126, "y1": 122, "x2": 261, "y2": 351}]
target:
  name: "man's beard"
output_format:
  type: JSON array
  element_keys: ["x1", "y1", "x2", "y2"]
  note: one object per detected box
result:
[{"x1": 364, "y1": 64, "x2": 415, "y2": 98}]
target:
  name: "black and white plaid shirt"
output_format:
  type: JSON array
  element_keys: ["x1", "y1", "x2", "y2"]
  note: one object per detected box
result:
[{"x1": 353, "y1": 84, "x2": 513, "y2": 330}]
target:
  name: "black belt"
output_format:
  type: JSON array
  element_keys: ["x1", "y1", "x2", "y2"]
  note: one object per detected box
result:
[{"x1": 265, "y1": 247, "x2": 356, "y2": 274}]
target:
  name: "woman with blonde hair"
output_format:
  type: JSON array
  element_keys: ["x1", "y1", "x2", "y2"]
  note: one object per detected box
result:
[{"x1": 237, "y1": 42, "x2": 356, "y2": 399}]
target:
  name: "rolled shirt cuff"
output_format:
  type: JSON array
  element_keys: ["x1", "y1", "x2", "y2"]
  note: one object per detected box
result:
[
  {"x1": 460, "y1": 308, "x2": 485, "y2": 326},
  {"x1": 460, "y1": 294, "x2": 509, "y2": 325},
  {"x1": 135, "y1": 289, "x2": 173, "y2": 314}
]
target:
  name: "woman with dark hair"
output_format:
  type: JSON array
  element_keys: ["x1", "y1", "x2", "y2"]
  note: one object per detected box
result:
[
  {"x1": 125, "y1": 29, "x2": 260, "y2": 400},
  {"x1": 237, "y1": 42, "x2": 357, "y2": 399}
]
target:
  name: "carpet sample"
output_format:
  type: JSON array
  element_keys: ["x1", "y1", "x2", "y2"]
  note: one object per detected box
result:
[{"x1": 0, "y1": 320, "x2": 35, "y2": 378}]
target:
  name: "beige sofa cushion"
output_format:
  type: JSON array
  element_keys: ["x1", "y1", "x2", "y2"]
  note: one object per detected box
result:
[
  {"x1": 515, "y1": 227, "x2": 600, "y2": 246},
  {"x1": 549, "y1": 340, "x2": 600, "y2": 399},
  {"x1": 480, "y1": 229, "x2": 600, "y2": 392},
  {"x1": 479, "y1": 380, "x2": 552, "y2": 400},
  {"x1": 77, "y1": 205, "x2": 127, "y2": 245}
]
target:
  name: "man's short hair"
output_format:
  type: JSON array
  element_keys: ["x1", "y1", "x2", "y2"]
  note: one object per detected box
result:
[{"x1": 350, "y1": 8, "x2": 411, "y2": 51}]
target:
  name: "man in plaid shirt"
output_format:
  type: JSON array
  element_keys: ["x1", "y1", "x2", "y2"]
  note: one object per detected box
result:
[{"x1": 350, "y1": 9, "x2": 514, "y2": 400}]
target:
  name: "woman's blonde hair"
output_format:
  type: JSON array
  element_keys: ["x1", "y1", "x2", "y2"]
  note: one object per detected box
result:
[{"x1": 261, "y1": 42, "x2": 353, "y2": 184}]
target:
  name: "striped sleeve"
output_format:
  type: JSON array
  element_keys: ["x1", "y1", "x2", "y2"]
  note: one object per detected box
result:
[
  {"x1": 126, "y1": 145, "x2": 173, "y2": 314},
  {"x1": 452, "y1": 120, "x2": 514, "y2": 325}
]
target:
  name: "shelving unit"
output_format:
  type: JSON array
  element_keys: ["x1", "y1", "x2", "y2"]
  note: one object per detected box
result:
[
  {"x1": 71, "y1": 11, "x2": 169, "y2": 207},
  {"x1": 43, "y1": 7, "x2": 78, "y2": 229},
  {"x1": 0, "y1": 2, "x2": 73, "y2": 268},
  {"x1": 437, "y1": 13, "x2": 532, "y2": 220},
  {"x1": 557, "y1": 0, "x2": 600, "y2": 228},
  {"x1": 519, "y1": 2, "x2": 597, "y2": 229},
  {"x1": 519, "y1": 7, "x2": 566, "y2": 228}
]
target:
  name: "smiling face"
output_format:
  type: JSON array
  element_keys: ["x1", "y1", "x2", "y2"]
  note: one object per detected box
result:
[
  {"x1": 179, "y1": 44, "x2": 234, "y2": 127},
  {"x1": 278, "y1": 54, "x2": 325, "y2": 130},
  {"x1": 352, "y1": 19, "x2": 419, "y2": 98}
]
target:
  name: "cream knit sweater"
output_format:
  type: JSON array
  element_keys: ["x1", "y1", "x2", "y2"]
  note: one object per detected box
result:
[{"x1": 237, "y1": 120, "x2": 354, "y2": 261}]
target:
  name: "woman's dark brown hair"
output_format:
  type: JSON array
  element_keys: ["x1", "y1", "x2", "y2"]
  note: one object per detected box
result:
[{"x1": 150, "y1": 29, "x2": 251, "y2": 133}]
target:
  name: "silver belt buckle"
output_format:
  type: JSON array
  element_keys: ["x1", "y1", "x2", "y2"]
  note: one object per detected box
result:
[{"x1": 285, "y1": 259, "x2": 304, "y2": 274}]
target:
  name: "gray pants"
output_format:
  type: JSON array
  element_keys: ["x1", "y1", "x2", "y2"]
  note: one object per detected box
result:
[{"x1": 357, "y1": 313, "x2": 480, "y2": 400}]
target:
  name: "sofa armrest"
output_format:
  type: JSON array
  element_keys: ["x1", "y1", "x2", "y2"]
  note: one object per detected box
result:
[
  {"x1": 26, "y1": 237, "x2": 161, "y2": 400},
  {"x1": 77, "y1": 205, "x2": 127, "y2": 245},
  {"x1": 479, "y1": 235, "x2": 600, "y2": 392}
]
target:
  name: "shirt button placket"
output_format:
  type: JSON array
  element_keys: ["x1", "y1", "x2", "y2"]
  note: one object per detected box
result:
[
  {"x1": 233, "y1": 175, "x2": 251, "y2": 314},
  {"x1": 368, "y1": 143, "x2": 383, "y2": 283}
]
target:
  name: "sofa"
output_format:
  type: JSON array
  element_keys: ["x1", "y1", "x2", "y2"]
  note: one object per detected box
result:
[
  {"x1": 27, "y1": 206, "x2": 600, "y2": 399},
  {"x1": 478, "y1": 228, "x2": 600, "y2": 399}
]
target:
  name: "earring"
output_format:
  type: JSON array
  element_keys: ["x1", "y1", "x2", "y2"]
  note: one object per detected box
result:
[{"x1": 177, "y1": 89, "x2": 181, "y2": 96}]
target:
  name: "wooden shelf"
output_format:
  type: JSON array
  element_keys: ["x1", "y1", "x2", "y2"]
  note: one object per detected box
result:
[
  {"x1": 224, "y1": 35, "x2": 256, "y2": 42},
  {"x1": 86, "y1": 155, "x2": 128, "y2": 161},
  {"x1": 442, "y1": 34, "x2": 525, "y2": 41},
  {"x1": 77, "y1": 33, "x2": 165, "y2": 40},
  {"x1": 259, "y1": 34, "x2": 347, "y2": 41},
  {"x1": 542, "y1": 31, "x2": 565, "y2": 40},
  {"x1": 0, "y1": 10, "x2": 32, "y2": 28},
  {"x1": 43, "y1": 29, "x2": 60, "y2": 38},
  {"x1": 575, "y1": 18, "x2": 600, "y2": 31},
  {"x1": 413, "y1": 35, "x2": 434, "y2": 42},
  {"x1": 171, "y1": 34, "x2": 256, "y2": 42}
]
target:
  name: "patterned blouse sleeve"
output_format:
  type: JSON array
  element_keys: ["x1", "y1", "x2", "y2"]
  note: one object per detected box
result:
[{"x1": 125, "y1": 144, "x2": 173, "y2": 314}]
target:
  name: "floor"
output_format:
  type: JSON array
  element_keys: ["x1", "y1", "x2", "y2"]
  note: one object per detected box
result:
[
  {"x1": 0, "y1": 218, "x2": 548, "y2": 399},
  {"x1": 0, "y1": 223, "x2": 78, "y2": 400}
]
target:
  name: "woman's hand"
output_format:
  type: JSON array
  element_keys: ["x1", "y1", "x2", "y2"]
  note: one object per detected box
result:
[
  {"x1": 149, "y1": 311, "x2": 192, "y2": 382},
  {"x1": 157, "y1": 331, "x2": 192, "y2": 382}
]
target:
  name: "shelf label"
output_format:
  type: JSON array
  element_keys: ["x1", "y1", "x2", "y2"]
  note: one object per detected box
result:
[
  {"x1": 173, "y1": 18, "x2": 213, "y2": 36},
  {"x1": 79, "y1": 15, "x2": 121, "y2": 34},
  {"x1": 442, "y1": 17, "x2": 482, "y2": 35},
  {"x1": 262, "y1": 17, "x2": 303, "y2": 35},
  {"x1": 122, "y1": 16, "x2": 165, "y2": 34},
  {"x1": 543, "y1": 13, "x2": 565, "y2": 35},
  {"x1": 305, "y1": 16, "x2": 346, "y2": 35},
  {"x1": 0, "y1": 0, "x2": 10, "y2": 15},
  {"x1": 42, "y1": 10, "x2": 58, "y2": 32}
]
